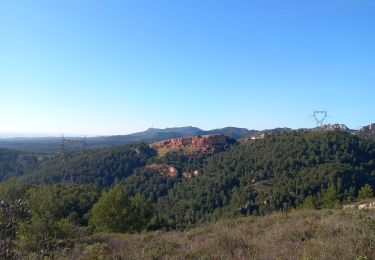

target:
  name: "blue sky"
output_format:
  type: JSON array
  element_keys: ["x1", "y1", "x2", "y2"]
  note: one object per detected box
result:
[{"x1": 0, "y1": 0, "x2": 374, "y2": 137}]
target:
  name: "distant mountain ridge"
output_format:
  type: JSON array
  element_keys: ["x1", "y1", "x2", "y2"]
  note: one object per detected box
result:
[
  {"x1": 0, "y1": 126, "x2": 253, "y2": 153},
  {"x1": 0, "y1": 124, "x2": 374, "y2": 153}
]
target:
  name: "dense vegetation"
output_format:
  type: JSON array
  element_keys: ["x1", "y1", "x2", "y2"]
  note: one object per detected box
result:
[
  {"x1": 24, "y1": 143, "x2": 156, "y2": 186},
  {"x1": 154, "y1": 131, "x2": 375, "y2": 227},
  {"x1": 0, "y1": 148, "x2": 44, "y2": 181},
  {"x1": 1, "y1": 130, "x2": 375, "y2": 257}
]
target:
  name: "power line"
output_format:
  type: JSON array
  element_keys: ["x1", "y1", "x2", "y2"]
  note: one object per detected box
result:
[
  {"x1": 60, "y1": 134, "x2": 87, "y2": 185},
  {"x1": 310, "y1": 110, "x2": 330, "y2": 127}
]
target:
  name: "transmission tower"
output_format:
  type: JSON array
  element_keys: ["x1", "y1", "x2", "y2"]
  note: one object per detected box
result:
[
  {"x1": 60, "y1": 134, "x2": 87, "y2": 185},
  {"x1": 311, "y1": 110, "x2": 329, "y2": 127}
]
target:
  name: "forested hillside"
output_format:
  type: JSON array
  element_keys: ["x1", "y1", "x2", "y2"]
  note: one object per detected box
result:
[
  {"x1": 0, "y1": 148, "x2": 46, "y2": 181},
  {"x1": 155, "y1": 131, "x2": 375, "y2": 227},
  {"x1": 1, "y1": 130, "x2": 375, "y2": 257},
  {"x1": 23, "y1": 143, "x2": 156, "y2": 186}
]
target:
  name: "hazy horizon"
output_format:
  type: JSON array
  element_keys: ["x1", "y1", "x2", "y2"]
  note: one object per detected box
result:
[{"x1": 1, "y1": 122, "x2": 373, "y2": 139}]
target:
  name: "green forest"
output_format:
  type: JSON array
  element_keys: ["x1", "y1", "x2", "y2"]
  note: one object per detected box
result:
[{"x1": 1, "y1": 130, "x2": 375, "y2": 258}]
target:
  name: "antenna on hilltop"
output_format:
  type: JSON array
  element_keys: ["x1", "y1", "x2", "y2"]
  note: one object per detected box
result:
[{"x1": 310, "y1": 110, "x2": 330, "y2": 127}]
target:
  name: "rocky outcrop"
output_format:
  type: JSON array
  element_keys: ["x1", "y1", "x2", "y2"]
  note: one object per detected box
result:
[
  {"x1": 313, "y1": 124, "x2": 352, "y2": 132},
  {"x1": 150, "y1": 134, "x2": 232, "y2": 151},
  {"x1": 354, "y1": 123, "x2": 375, "y2": 140},
  {"x1": 183, "y1": 170, "x2": 200, "y2": 179},
  {"x1": 145, "y1": 164, "x2": 178, "y2": 177},
  {"x1": 249, "y1": 133, "x2": 265, "y2": 140},
  {"x1": 167, "y1": 166, "x2": 178, "y2": 177},
  {"x1": 343, "y1": 201, "x2": 375, "y2": 210},
  {"x1": 145, "y1": 163, "x2": 202, "y2": 179},
  {"x1": 241, "y1": 128, "x2": 292, "y2": 142},
  {"x1": 183, "y1": 172, "x2": 192, "y2": 179}
]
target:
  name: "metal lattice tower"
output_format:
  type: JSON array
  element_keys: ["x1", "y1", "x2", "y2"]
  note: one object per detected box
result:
[
  {"x1": 60, "y1": 134, "x2": 87, "y2": 185},
  {"x1": 311, "y1": 110, "x2": 329, "y2": 127}
]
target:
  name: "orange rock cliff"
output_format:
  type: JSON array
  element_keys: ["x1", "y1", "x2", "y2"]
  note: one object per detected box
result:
[{"x1": 150, "y1": 134, "x2": 231, "y2": 149}]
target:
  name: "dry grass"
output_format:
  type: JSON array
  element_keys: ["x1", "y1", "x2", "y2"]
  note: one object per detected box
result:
[{"x1": 56, "y1": 209, "x2": 375, "y2": 260}]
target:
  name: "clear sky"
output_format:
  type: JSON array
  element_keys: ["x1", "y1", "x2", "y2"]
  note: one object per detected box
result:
[{"x1": 0, "y1": 0, "x2": 374, "y2": 137}]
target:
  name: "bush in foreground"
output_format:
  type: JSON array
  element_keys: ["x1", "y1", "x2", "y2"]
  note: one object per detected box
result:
[
  {"x1": 57, "y1": 208, "x2": 375, "y2": 259},
  {"x1": 89, "y1": 185, "x2": 154, "y2": 233}
]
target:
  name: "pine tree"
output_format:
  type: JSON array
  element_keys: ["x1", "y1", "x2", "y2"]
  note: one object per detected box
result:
[
  {"x1": 323, "y1": 186, "x2": 340, "y2": 209},
  {"x1": 89, "y1": 185, "x2": 133, "y2": 233},
  {"x1": 358, "y1": 184, "x2": 374, "y2": 200}
]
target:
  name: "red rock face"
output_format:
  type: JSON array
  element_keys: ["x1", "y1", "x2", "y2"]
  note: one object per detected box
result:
[
  {"x1": 168, "y1": 166, "x2": 178, "y2": 177},
  {"x1": 150, "y1": 134, "x2": 230, "y2": 150}
]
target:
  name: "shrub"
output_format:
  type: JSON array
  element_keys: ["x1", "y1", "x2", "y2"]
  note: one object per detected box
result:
[{"x1": 358, "y1": 184, "x2": 374, "y2": 200}]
